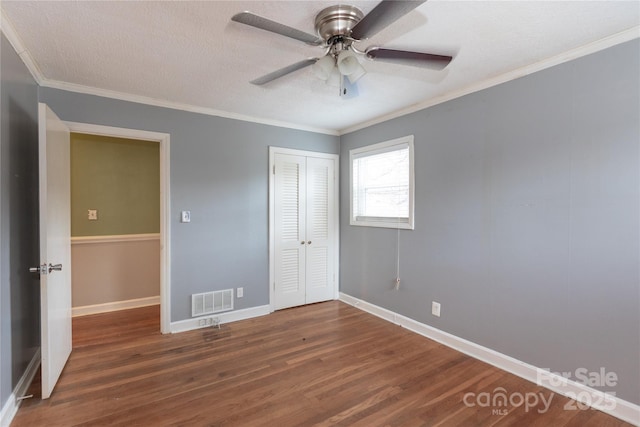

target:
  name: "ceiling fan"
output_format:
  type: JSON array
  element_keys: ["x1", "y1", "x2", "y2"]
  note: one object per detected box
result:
[{"x1": 231, "y1": 0, "x2": 453, "y2": 91}]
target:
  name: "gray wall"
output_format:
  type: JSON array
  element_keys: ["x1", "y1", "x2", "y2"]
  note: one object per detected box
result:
[
  {"x1": 340, "y1": 39, "x2": 640, "y2": 404},
  {"x1": 0, "y1": 33, "x2": 41, "y2": 410},
  {"x1": 37, "y1": 87, "x2": 340, "y2": 322}
]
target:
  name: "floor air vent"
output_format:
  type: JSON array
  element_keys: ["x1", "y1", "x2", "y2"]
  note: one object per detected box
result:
[{"x1": 192, "y1": 289, "x2": 233, "y2": 317}]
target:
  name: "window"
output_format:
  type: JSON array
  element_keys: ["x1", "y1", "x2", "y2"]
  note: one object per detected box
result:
[{"x1": 350, "y1": 135, "x2": 414, "y2": 229}]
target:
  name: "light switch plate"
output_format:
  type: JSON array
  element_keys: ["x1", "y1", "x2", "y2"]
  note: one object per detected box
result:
[
  {"x1": 181, "y1": 210, "x2": 191, "y2": 223},
  {"x1": 88, "y1": 209, "x2": 98, "y2": 220}
]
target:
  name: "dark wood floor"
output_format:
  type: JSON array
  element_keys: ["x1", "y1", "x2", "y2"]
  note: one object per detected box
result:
[{"x1": 12, "y1": 302, "x2": 631, "y2": 426}]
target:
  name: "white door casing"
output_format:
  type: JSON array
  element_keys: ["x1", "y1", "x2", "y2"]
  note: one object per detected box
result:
[
  {"x1": 270, "y1": 148, "x2": 338, "y2": 311},
  {"x1": 38, "y1": 103, "x2": 72, "y2": 399},
  {"x1": 63, "y1": 121, "x2": 171, "y2": 334}
]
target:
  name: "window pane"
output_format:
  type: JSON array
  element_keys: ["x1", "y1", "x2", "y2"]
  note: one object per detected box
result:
[{"x1": 353, "y1": 146, "x2": 409, "y2": 219}]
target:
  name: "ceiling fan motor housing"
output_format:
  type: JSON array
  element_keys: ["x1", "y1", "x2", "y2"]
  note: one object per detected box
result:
[{"x1": 314, "y1": 5, "x2": 364, "y2": 43}]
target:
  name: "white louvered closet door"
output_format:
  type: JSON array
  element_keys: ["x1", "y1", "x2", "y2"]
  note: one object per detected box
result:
[
  {"x1": 305, "y1": 157, "x2": 335, "y2": 304},
  {"x1": 273, "y1": 153, "x2": 335, "y2": 310},
  {"x1": 274, "y1": 154, "x2": 307, "y2": 310}
]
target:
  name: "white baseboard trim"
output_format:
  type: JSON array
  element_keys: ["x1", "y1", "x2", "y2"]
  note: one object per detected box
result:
[
  {"x1": 0, "y1": 348, "x2": 40, "y2": 427},
  {"x1": 170, "y1": 305, "x2": 271, "y2": 334},
  {"x1": 72, "y1": 296, "x2": 160, "y2": 317},
  {"x1": 339, "y1": 292, "x2": 640, "y2": 426}
]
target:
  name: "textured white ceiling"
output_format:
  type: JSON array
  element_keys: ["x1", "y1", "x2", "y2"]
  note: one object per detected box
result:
[{"x1": 1, "y1": 1, "x2": 638, "y2": 134}]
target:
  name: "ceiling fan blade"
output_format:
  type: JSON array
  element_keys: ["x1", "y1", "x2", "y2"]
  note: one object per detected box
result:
[
  {"x1": 250, "y1": 58, "x2": 318, "y2": 85},
  {"x1": 232, "y1": 12, "x2": 323, "y2": 46},
  {"x1": 365, "y1": 47, "x2": 452, "y2": 70},
  {"x1": 351, "y1": 0, "x2": 427, "y2": 40}
]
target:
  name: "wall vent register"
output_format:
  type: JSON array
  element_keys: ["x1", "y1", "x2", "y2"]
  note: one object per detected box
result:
[{"x1": 191, "y1": 289, "x2": 233, "y2": 317}]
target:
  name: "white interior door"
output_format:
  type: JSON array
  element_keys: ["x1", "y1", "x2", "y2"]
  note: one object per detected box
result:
[
  {"x1": 38, "y1": 103, "x2": 72, "y2": 399},
  {"x1": 305, "y1": 157, "x2": 335, "y2": 304},
  {"x1": 273, "y1": 154, "x2": 306, "y2": 310},
  {"x1": 272, "y1": 150, "x2": 337, "y2": 310}
]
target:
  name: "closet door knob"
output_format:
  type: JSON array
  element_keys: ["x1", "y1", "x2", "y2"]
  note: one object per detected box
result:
[
  {"x1": 307, "y1": 241, "x2": 312, "y2": 245},
  {"x1": 301, "y1": 241, "x2": 305, "y2": 245}
]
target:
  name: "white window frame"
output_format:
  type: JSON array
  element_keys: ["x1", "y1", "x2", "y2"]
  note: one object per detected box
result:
[{"x1": 349, "y1": 135, "x2": 415, "y2": 230}]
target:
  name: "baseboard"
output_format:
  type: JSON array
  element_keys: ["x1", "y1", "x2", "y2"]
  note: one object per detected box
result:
[
  {"x1": 0, "y1": 348, "x2": 40, "y2": 427},
  {"x1": 72, "y1": 296, "x2": 160, "y2": 317},
  {"x1": 170, "y1": 305, "x2": 271, "y2": 334},
  {"x1": 339, "y1": 292, "x2": 640, "y2": 426}
]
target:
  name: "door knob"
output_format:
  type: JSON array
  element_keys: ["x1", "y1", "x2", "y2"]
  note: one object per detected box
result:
[
  {"x1": 301, "y1": 241, "x2": 305, "y2": 245},
  {"x1": 48, "y1": 263, "x2": 62, "y2": 273},
  {"x1": 307, "y1": 241, "x2": 312, "y2": 245},
  {"x1": 29, "y1": 264, "x2": 47, "y2": 275}
]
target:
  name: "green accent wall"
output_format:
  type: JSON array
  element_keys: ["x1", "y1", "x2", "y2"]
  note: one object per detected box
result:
[{"x1": 71, "y1": 133, "x2": 160, "y2": 236}]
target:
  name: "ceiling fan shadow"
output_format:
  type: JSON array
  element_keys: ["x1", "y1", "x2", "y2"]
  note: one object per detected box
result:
[
  {"x1": 359, "y1": 9, "x2": 429, "y2": 47},
  {"x1": 372, "y1": 67, "x2": 451, "y2": 86},
  {"x1": 419, "y1": 67, "x2": 450, "y2": 85}
]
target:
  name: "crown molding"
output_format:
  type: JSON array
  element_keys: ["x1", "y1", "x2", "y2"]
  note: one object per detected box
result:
[
  {"x1": 39, "y1": 78, "x2": 339, "y2": 136},
  {"x1": 3, "y1": 8, "x2": 637, "y2": 138},
  {"x1": 339, "y1": 26, "x2": 640, "y2": 135},
  {"x1": 1, "y1": 9, "x2": 44, "y2": 85},
  {"x1": 0, "y1": 11, "x2": 338, "y2": 136}
]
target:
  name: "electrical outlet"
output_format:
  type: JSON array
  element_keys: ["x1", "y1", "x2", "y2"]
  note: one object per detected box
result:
[
  {"x1": 181, "y1": 210, "x2": 191, "y2": 223},
  {"x1": 237, "y1": 287, "x2": 244, "y2": 298},
  {"x1": 199, "y1": 317, "x2": 215, "y2": 327},
  {"x1": 88, "y1": 209, "x2": 98, "y2": 220},
  {"x1": 432, "y1": 301, "x2": 441, "y2": 317}
]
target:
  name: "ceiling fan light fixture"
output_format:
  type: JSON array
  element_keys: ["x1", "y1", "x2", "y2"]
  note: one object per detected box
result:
[
  {"x1": 347, "y1": 62, "x2": 366, "y2": 84},
  {"x1": 312, "y1": 55, "x2": 335, "y2": 80},
  {"x1": 233, "y1": 1, "x2": 452, "y2": 93},
  {"x1": 326, "y1": 67, "x2": 342, "y2": 87},
  {"x1": 337, "y1": 49, "x2": 360, "y2": 76}
]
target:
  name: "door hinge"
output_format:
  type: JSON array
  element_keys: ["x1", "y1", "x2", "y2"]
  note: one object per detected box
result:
[{"x1": 273, "y1": 165, "x2": 276, "y2": 175}]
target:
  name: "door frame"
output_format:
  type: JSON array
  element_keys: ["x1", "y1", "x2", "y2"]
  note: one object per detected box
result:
[
  {"x1": 65, "y1": 121, "x2": 171, "y2": 334},
  {"x1": 268, "y1": 146, "x2": 339, "y2": 312}
]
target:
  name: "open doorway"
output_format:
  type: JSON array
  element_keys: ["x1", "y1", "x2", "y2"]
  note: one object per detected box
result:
[
  {"x1": 65, "y1": 122, "x2": 171, "y2": 334},
  {"x1": 70, "y1": 132, "x2": 160, "y2": 321}
]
